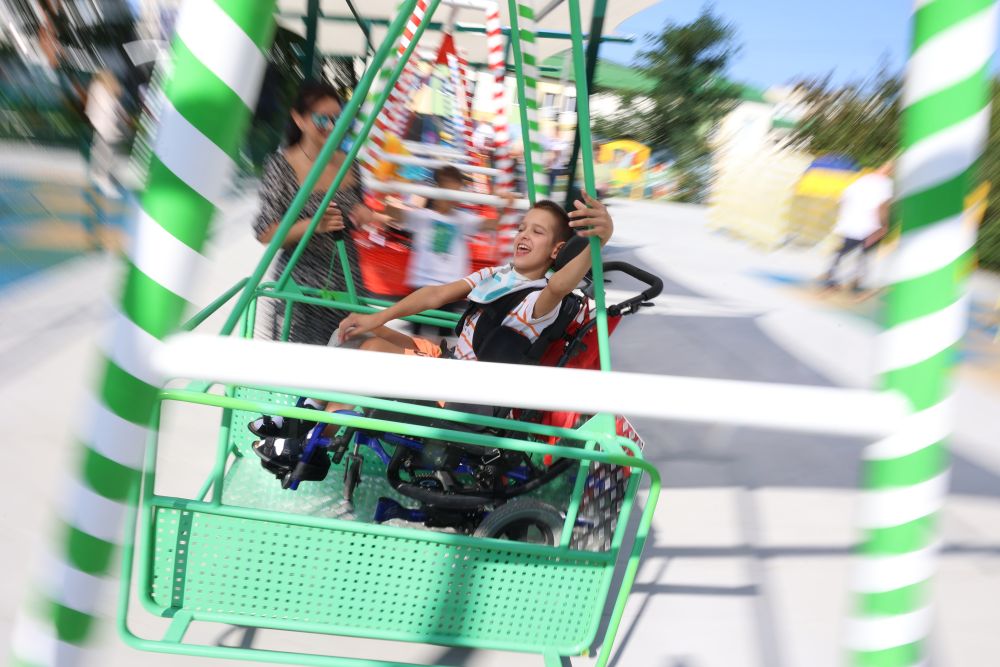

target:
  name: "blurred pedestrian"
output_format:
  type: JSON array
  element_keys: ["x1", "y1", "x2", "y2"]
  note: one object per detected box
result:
[
  {"x1": 823, "y1": 161, "x2": 894, "y2": 292},
  {"x1": 253, "y1": 80, "x2": 377, "y2": 345},
  {"x1": 85, "y1": 69, "x2": 125, "y2": 198},
  {"x1": 545, "y1": 136, "x2": 569, "y2": 194}
]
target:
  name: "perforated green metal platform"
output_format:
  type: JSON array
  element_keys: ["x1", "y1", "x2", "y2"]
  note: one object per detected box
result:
[{"x1": 146, "y1": 505, "x2": 612, "y2": 653}]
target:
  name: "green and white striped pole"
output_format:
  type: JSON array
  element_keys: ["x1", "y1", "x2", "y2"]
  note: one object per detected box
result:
[
  {"x1": 848, "y1": 1, "x2": 997, "y2": 664},
  {"x1": 10, "y1": 2, "x2": 275, "y2": 664},
  {"x1": 508, "y1": 0, "x2": 548, "y2": 200}
]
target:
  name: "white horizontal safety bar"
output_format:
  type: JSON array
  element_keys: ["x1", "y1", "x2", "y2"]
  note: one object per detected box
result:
[
  {"x1": 366, "y1": 178, "x2": 530, "y2": 209},
  {"x1": 402, "y1": 141, "x2": 471, "y2": 160},
  {"x1": 382, "y1": 153, "x2": 503, "y2": 176},
  {"x1": 154, "y1": 335, "x2": 911, "y2": 438},
  {"x1": 441, "y1": 0, "x2": 493, "y2": 10},
  {"x1": 441, "y1": 0, "x2": 489, "y2": 12}
]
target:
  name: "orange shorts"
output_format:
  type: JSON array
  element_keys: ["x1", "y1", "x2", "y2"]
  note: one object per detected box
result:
[{"x1": 404, "y1": 336, "x2": 444, "y2": 358}]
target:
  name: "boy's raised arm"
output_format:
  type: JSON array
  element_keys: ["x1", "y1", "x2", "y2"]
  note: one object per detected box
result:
[{"x1": 532, "y1": 193, "x2": 614, "y2": 319}]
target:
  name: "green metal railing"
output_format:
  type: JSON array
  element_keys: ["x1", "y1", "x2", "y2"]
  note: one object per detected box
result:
[{"x1": 119, "y1": 382, "x2": 658, "y2": 666}]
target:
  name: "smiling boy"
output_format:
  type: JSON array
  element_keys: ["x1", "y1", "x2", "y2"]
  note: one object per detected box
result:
[{"x1": 337, "y1": 192, "x2": 613, "y2": 359}]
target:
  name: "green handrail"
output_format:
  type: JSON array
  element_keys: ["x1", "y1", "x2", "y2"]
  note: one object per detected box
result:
[
  {"x1": 257, "y1": 287, "x2": 460, "y2": 329},
  {"x1": 181, "y1": 277, "x2": 249, "y2": 331},
  {"x1": 567, "y1": 0, "x2": 612, "y2": 373},
  {"x1": 160, "y1": 387, "x2": 637, "y2": 455},
  {"x1": 219, "y1": 0, "x2": 419, "y2": 336}
]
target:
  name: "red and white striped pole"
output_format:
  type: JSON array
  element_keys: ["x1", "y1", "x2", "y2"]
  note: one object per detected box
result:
[
  {"x1": 447, "y1": 51, "x2": 477, "y2": 159},
  {"x1": 457, "y1": 48, "x2": 476, "y2": 118},
  {"x1": 357, "y1": 0, "x2": 430, "y2": 174},
  {"x1": 486, "y1": 1, "x2": 517, "y2": 261},
  {"x1": 384, "y1": 57, "x2": 422, "y2": 139},
  {"x1": 456, "y1": 47, "x2": 478, "y2": 158},
  {"x1": 455, "y1": 48, "x2": 492, "y2": 197},
  {"x1": 393, "y1": 60, "x2": 429, "y2": 143}
]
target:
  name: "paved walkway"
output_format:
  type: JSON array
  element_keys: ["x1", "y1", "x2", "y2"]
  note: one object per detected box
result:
[{"x1": 1, "y1": 184, "x2": 998, "y2": 666}]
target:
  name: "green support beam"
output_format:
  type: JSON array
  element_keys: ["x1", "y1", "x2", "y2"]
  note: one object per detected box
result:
[
  {"x1": 563, "y1": 0, "x2": 607, "y2": 208},
  {"x1": 303, "y1": 0, "x2": 321, "y2": 80},
  {"x1": 345, "y1": 0, "x2": 375, "y2": 56}
]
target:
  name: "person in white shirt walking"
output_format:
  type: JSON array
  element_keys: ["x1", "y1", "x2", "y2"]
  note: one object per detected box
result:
[
  {"x1": 823, "y1": 161, "x2": 894, "y2": 291},
  {"x1": 85, "y1": 70, "x2": 125, "y2": 199}
]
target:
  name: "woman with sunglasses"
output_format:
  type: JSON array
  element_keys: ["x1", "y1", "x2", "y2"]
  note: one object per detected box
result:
[{"x1": 254, "y1": 81, "x2": 377, "y2": 345}]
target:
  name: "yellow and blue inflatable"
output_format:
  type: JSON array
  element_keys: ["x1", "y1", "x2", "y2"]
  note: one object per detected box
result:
[{"x1": 786, "y1": 155, "x2": 860, "y2": 246}]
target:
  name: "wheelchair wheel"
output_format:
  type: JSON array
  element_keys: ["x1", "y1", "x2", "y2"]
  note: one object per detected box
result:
[
  {"x1": 473, "y1": 499, "x2": 563, "y2": 545},
  {"x1": 343, "y1": 454, "x2": 362, "y2": 503}
]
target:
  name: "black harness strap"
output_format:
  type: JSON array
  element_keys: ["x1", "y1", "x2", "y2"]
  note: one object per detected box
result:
[
  {"x1": 455, "y1": 287, "x2": 584, "y2": 365},
  {"x1": 455, "y1": 287, "x2": 543, "y2": 363}
]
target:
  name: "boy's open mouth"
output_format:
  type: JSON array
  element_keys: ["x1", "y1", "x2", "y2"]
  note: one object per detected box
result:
[{"x1": 515, "y1": 242, "x2": 530, "y2": 256}]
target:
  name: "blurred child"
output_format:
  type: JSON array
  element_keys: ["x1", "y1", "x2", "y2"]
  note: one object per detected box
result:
[{"x1": 387, "y1": 165, "x2": 514, "y2": 333}]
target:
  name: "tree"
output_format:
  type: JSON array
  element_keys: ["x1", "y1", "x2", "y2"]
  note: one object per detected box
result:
[
  {"x1": 594, "y1": 6, "x2": 742, "y2": 201},
  {"x1": 975, "y1": 79, "x2": 1000, "y2": 271},
  {"x1": 785, "y1": 64, "x2": 900, "y2": 168}
]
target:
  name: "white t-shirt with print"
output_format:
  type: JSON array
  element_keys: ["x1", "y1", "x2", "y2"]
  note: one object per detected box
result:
[
  {"x1": 833, "y1": 173, "x2": 893, "y2": 241},
  {"x1": 405, "y1": 207, "x2": 481, "y2": 287},
  {"x1": 453, "y1": 266, "x2": 562, "y2": 361}
]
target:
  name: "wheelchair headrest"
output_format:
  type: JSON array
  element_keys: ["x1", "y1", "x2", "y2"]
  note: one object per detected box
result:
[{"x1": 553, "y1": 234, "x2": 588, "y2": 271}]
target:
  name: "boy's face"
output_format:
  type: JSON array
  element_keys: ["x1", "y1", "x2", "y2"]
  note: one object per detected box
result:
[{"x1": 512, "y1": 208, "x2": 564, "y2": 273}]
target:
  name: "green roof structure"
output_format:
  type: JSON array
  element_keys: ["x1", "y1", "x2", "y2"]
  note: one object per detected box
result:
[
  {"x1": 542, "y1": 51, "x2": 761, "y2": 101},
  {"x1": 541, "y1": 51, "x2": 656, "y2": 95}
]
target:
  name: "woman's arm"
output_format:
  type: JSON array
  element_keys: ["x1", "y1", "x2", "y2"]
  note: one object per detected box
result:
[
  {"x1": 256, "y1": 205, "x2": 344, "y2": 248},
  {"x1": 253, "y1": 154, "x2": 348, "y2": 247},
  {"x1": 339, "y1": 279, "x2": 473, "y2": 341}
]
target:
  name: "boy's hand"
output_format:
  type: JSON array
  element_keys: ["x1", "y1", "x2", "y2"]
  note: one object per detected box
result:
[
  {"x1": 339, "y1": 312, "x2": 381, "y2": 341},
  {"x1": 569, "y1": 192, "x2": 613, "y2": 246}
]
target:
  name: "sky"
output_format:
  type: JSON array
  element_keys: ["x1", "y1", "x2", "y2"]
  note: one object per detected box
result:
[{"x1": 599, "y1": 0, "x2": 913, "y2": 89}]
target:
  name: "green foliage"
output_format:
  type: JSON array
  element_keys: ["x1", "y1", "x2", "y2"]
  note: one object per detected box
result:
[
  {"x1": 977, "y1": 79, "x2": 1000, "y2": 271},
  {"x1": 785, "y1": 65, "x2": 900, "y2": 168},
  {"x1": 594, "y1": 6, "x2": 742, "y2": 202}
]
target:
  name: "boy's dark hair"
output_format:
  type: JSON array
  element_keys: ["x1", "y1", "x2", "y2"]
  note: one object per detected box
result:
[
  {"x1": 426, "y1": 165, "x2": 468, "y2": 210},
  {"x1": 532, "y1": 199, "x2": 574, "y2": 244},
  {"x1": 434, "y1": 165, "x2": 466, "y2": 184},
  {"x1": 285, "y1": 80, "x2": 345, "y2": 146}
]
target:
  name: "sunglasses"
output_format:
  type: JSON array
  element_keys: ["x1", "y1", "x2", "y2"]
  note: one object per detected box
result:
[{"x1": 311, "y1": 112, "x2": 339, "y2": 131}]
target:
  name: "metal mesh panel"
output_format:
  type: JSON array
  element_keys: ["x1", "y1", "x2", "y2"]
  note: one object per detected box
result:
[
  {"x1": 149, "y1": 507, "x2": 609, "y2": 652},
  {"x1": 571, "y1": 417, "x2": 645, "y2": 552}
]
